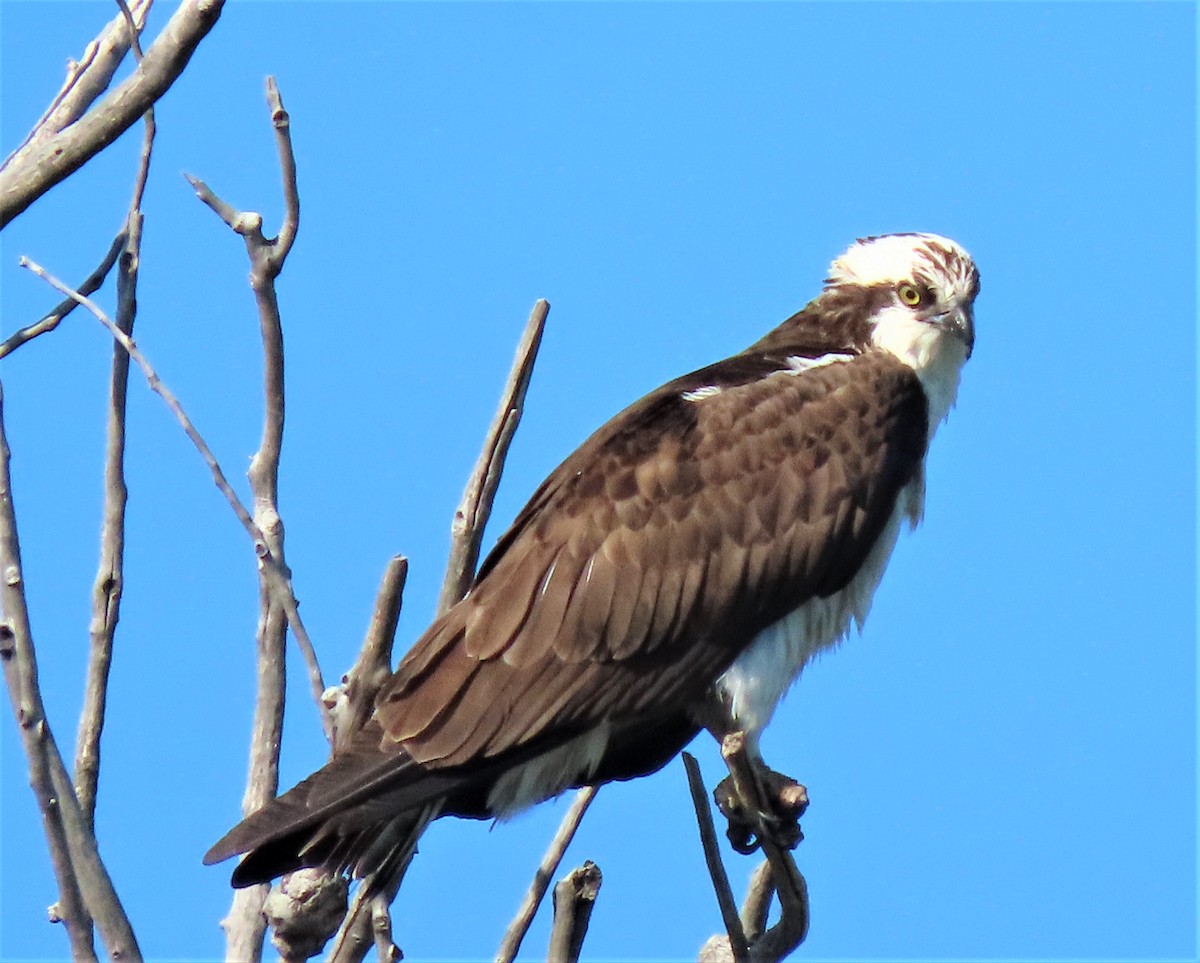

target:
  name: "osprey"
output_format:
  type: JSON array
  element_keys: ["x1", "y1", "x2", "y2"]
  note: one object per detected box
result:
[{"x1": 207, "y1": 232, "x2": 979, "y2": 886}]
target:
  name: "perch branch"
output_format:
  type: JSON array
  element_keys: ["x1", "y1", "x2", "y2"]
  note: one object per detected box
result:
[
  {"x1": 437, "y1": 299, "x2": 549, "y2": 614},
  {"x1": 719, "y1": 734, "x2": 809, "y2": 958},
  {"x1": 0, "y1": 0, "x2": 225, "y2": 228},
  {"x1": 494, "y1": 785, "x2": 598, "y2": 963},
  {"x1": 739, "y1": 860, "x2": 774, "y2": 944}
]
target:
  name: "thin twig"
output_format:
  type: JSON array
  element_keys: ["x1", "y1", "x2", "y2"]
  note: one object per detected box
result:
[
  {"x1": 547, "y1": 861, "x2": 602, "y2": 963},
  {"x1": 20, "y1": 259, "x2": 260, "y2": 539},
  {"x1": 494, "y1": 785, "x2": 598, "y2": 963},
  {"x1": 0, "y1": 232, "x2": 125, "y2": 361},
  {"x1": 683, "y1": 752, "x2": 750, "y2": 963},
  {"x1": 0, "y1": 0, "x2": 225, "y2": 228},
  {"x1": 437, "y1": 299, "x2": 549, "y2": 614},
  {"x1": 74, "y1": 2, "x2": 157, "y2": 833}
]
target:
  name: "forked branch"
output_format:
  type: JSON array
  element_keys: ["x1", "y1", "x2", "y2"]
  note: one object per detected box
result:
[{"x1": 0, "y1": 0, "x2": 225, "y2": 227}]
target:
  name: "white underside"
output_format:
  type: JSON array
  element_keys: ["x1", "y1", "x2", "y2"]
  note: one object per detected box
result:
[
  {"x1": 712, "y1": 305, "x2": 967, "y2": 742},
  {"x1": 485, "y1": 303, "x2": 968, "y2": 813},
  {"x1": 713, "y1": 481, "x2": 918, "y2": 740}
]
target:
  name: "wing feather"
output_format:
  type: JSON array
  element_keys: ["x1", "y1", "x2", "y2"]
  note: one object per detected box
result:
[{"x1": 375, "y1": 350, "x2": 929, "y2": 769}]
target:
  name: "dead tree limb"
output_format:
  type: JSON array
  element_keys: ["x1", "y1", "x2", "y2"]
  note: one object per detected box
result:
[
  {"x1": 437, "y1": 299, "x2": 549, "y2": 614},
  {"x1": 2, "y1": 0, "x2": 151, "y2": 173},
  {"x1": 684, "y1": 752, "x2": 750, "y2": 963},
  {"x1": 0, "y1": 383, "x2": 142, "y2": 962},
  {"x1": 0, "y1": 0, "x2": 225, "y2": 228},
  {"x1": 694, "y1": 734, "x2": 810, "y2": 963},
  {"x1": 0, "y1": 232, "x2": 125, "y2": 360},
  {"x1": 74, "y1": 2, "x2": 157, "y2": 833},
  {"x1": 547, "y1": 861, "x2": 602, "y2": 963},
  {"x1": 494, "y1": 785, "x2": 599, "y2": 963},
  {"x1": 179, "y1": 76, "x2": 320, "y2": 963}
]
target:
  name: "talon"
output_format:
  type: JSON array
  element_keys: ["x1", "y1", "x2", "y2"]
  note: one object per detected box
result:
[{"x1": 713, "y1": 765, "x2": 808, "y2": 852}]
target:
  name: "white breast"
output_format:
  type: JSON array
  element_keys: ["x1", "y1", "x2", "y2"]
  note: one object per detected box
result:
[{"x1": 714, "y1": 479, "x2": 919, "y2": 740}]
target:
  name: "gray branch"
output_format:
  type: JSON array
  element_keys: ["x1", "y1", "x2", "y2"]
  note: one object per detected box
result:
[
  {"x1": 697, "y1": 734, "x2": 810, "y2": 963},
  {"x1": 1, "y1": 0, "x2": 151, "y2": 173},
  {"x1": 547, "y1": 861, "x2": 602, "y2": 963},
  {"x1": 74, "y1": 7, "x2": 157, "y2": 832},
  {"x1": 494, "y1": 785, "x2": 598, "y2": 963},
  {"x1": 0, "y1": 384, "x2": 141, "y2": 962},
  {"x1": 186, "y1": 78, "x2": 329, "y2": 744},
  {"x1": 0, "y1": 231, "x2": 125, "y2": 361},
  {"x1": 0, "y1": 0, "x2": 225, "y2": 228},
  {"x1": 684, "y1": 752, "x2": 750, "y2": 963},
  {"x1": 437, "y1": 299, "x2": 549, "y2": 614}
]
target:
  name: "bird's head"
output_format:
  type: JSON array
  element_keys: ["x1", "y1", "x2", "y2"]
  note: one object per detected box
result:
[
  {"x1": 824, "y1": 232, "x2": 979, "y2": 429},
  {"x1": 828, "y1": 232, "x2": 979, "y2": 364}
]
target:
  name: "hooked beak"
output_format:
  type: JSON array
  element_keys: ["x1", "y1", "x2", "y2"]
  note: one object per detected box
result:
[{"x1": 937, "y1": 304, "x2": 975, "y2": 359}]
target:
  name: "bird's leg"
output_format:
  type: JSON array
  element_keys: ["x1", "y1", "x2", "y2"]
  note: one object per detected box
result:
[{"x1": 711, "y1": 730, "x2": 808, "y2": 855}]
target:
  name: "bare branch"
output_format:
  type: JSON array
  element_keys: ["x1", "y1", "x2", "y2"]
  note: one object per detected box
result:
[
  {"x1": 367, "y1": 893, "x2": 403, "y2": 963},
  {"x1": 547, "y1": 861, "x2": 602, "y2": 963},
  {"x1": 329, "y1": 555, "x2": 408, "y2": 752},
  {"x1": 0, "y1": 383, "x2": 145, "y2": 961},
  {"x1": 186, "y1": 79, "x2": 329, "y2": 745},
  {"x1": 437, "y1": 299, "x2": 549, "y2": 614},
  {"x1": 683, "y1": 752, "x2": 749, "y2": 963},
  {"x1": 0, "y1": 390, "x2": 94, "y2": 956},
  {"x1": 183, "y1": 78, "x2": 318, "y2": 960},
  {"x1": 494, "y1": 785, "x2": 598, "y2": 963},
  {"x1": 20, "y1": 258, "x2": 257, "y2": 538},
  {"x1": 1, "y1": 0, "x2": 151, "y2": 172},
  {"x1": 0, "y1": 232, "x2": 125, "y2": 361},
  {"x1": 74, "y1": 7, "x2": 157, "y2": 832},
  {"x1": 0, "y1": 0, "x2": 225, "y2": 228},
  {"x1": 739, "y1": 861, "x2": 774, "y2": 945}
]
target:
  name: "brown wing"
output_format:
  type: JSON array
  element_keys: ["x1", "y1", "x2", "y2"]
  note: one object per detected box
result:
[{"x1": 376, "y1": 349, "x2": 928, "y2": 767}]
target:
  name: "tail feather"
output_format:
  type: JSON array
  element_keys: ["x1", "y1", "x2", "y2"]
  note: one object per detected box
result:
[{"x1": 205, "y1": 720, "x2": 467, "y2": 887}]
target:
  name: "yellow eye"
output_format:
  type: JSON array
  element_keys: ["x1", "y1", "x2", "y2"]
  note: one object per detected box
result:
[{"x1": 897, "y1": 283, "x2": 922, "y2": 306}]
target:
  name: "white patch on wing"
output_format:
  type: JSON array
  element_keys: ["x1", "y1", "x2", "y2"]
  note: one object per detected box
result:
[
  {"x1": 783, "y1": 353, "x2": 854, "y2": 374},
  {"x1": 486, "y1": 722, "x2": 612, "y2": 818},
  {"x1": 715, "y1": 482, "x2": 919, "y2": 740},
  {"x1": 682, "y1": 385, "x2": 723, "y2": 402}
]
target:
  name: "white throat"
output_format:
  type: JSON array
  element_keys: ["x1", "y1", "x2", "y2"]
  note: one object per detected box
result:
[{"x1": 870, "y1": 307, "x2": 969, "y2": 433}]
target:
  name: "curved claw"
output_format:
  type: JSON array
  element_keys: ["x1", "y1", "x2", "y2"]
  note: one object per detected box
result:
[{"x1": 713, "y1": 767, "x2": 808, "y2": 854}]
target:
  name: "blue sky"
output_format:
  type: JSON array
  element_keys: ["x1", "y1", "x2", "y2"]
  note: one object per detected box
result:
[{"x1": 1, "y1": 2, "x2": 1195, "y2": 960}]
